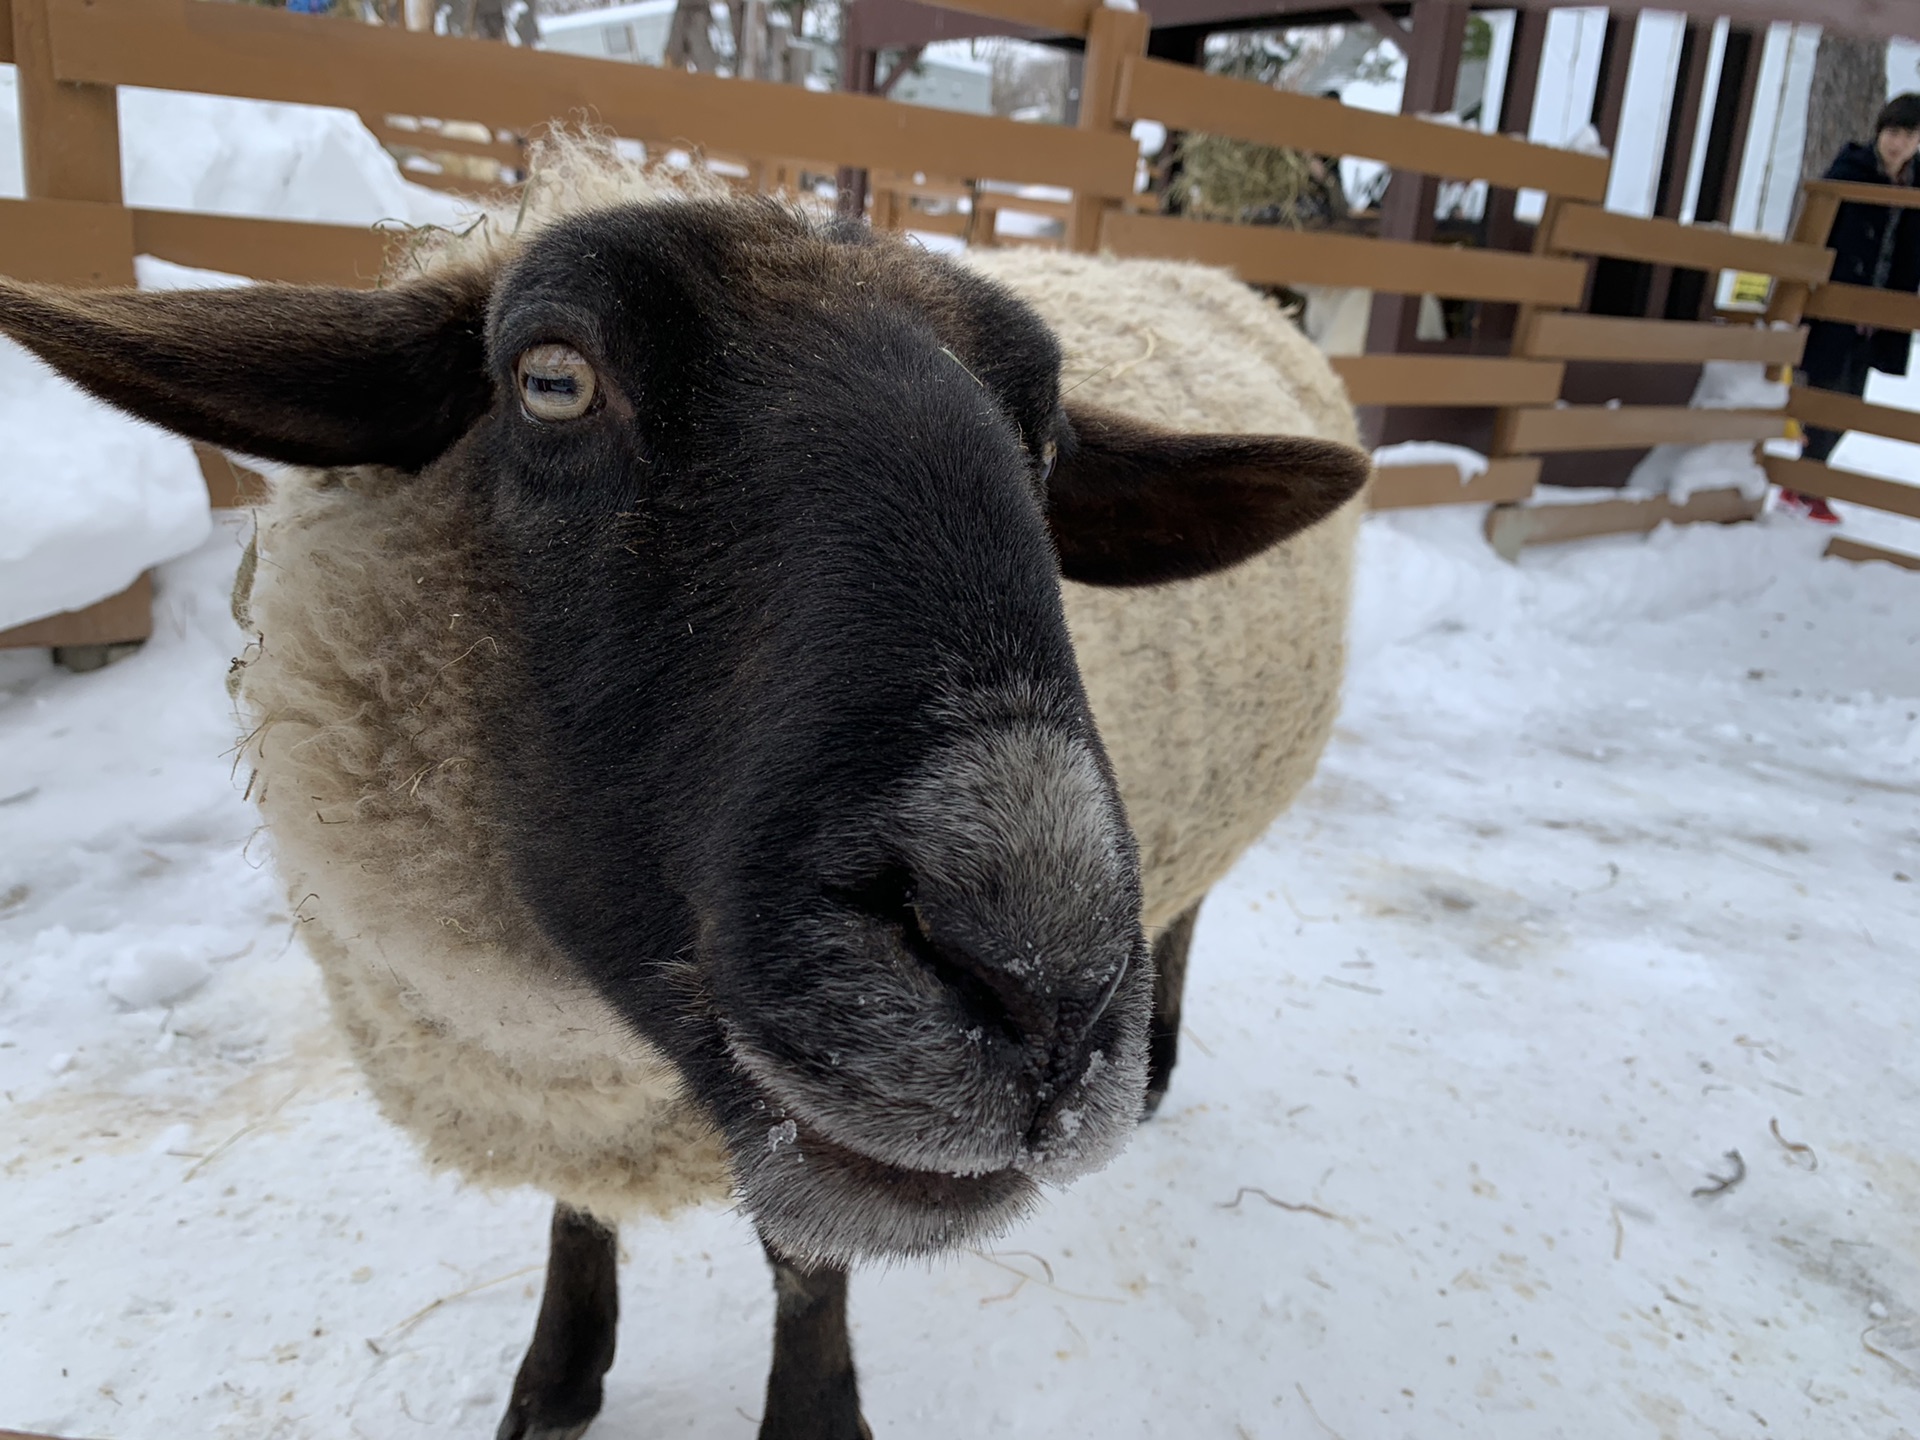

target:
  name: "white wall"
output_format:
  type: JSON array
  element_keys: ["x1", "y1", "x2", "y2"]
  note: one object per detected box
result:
[
  {"x1": 1677, "y1": 18, "x2": 1730, "y2": 223},
  {"x1": 1727, "y1": 23, "x2": 1819, "y2": 238},
  {"x1": 1513, "y1": 8, "x2": 1606, "y2": 222},
  {"x1": 1606, "y1": 12, "x2": 1686, "y2": 216},
  {"x1": 892, "y1": 43, "x2": 994, "y2": 117}
]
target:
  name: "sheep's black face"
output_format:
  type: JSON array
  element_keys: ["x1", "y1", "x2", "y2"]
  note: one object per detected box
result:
[
  {"x1": 474, "y1": 205, "x2": 1153, "y2": 1262},
  {"x1": 0, "y1": 198, "x2": 1370, "y2": 1266}
]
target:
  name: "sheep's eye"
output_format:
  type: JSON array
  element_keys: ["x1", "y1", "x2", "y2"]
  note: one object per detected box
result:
[
  {"x1": 1039, "y1": 440, "x2": 1058, "y2": 484},
  {"x1": 517, "y1": 344, "x2": 597, "y2": 422}
]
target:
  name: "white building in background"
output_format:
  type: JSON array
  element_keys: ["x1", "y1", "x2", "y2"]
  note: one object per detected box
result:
[
  {"x1": 1330, "y1": 11, "x2": 1916, "y2": 244},
  {"x1": 889, "y1": 43, "x2": 995, "y2": 116},
  {"x1": 535, "y1": 0, "x2": 834, "y2": 86},
  {"x1": 1519, "y1": 12, "x2": 1917, "y2": 236},
  {"x1": 536, "y1": 0, "x2": 680, "y2": 64}
]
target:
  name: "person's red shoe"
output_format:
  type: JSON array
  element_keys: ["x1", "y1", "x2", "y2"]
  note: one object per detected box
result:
[{"x1": 1776, "y1": 488, "x2": 1841, "y2": 524}]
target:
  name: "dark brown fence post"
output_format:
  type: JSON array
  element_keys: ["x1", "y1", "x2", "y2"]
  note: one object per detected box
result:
[
  {"x1": 1066, "y1": 3, "x2": 1147, "y2": 254},
  {"x1": 0, "y1": 0, "x2": 152, "y2": 660},
  {"x1": 13, "y1": 0, "x2": 129, "y2": 243}
]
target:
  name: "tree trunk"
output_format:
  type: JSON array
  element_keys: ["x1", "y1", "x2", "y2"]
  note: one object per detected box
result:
[
  {"x1": 666, "y1": 0, "x2": 721, "y2": 72},
  {"x1": 514, "y1": 0, "x2": 540, "y2": 48},
  {"x1": 472, "y1": 0, "x2": 509, "y2": 41},
  {"x1": 738, "y1": 0, "x2": 767, "y2": 81},
  {"x1": 1800, "y1": 33, "x2": 1888, "y2": 183}
]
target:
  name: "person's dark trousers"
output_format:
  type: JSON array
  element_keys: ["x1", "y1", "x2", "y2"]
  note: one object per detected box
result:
[{"x1": 1799, "y1": 321, "x2": 1875, "y2": 462}]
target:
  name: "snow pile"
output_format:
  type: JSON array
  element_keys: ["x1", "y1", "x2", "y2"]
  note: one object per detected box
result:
[
  {"x1": 116, "y1": 89, "x2": 467, "y2": 229},
  {"x1": 0, "y1": 70, "x2": 471, "y2": 632},
  {"x1": 1638, "y1": 340, "x2": 1920, "y2": 562},
  {"x1": 3, "y1": 505, "x2": 1918, "y2": 1437},
  {"x1": 100, "y1": 935, "x2": 215, "y2": 1011},
  {"x1": 1627, "y1": 360, "x2": 1787, "y2": 503},
  {"x1": 1, "y1": 71, "x2": 465, "y2": 228},
  {"x1": 1371, "y1": 439, "x2": 1490, "y2": 481},
  {"x1": 0, "y1": 340, "x2": 212, "y2": 631},
  {"x1": 1556, "y1": 121, "x2": 1609, "y2": 157}
]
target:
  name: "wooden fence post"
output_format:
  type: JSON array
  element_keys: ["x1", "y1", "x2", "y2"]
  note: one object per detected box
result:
[
  {"x1": 2, "y1": 0, "x2": 149, "y2": 660},
  {"x1": 13, "y1": 0, "x2": 129, "y2": 251},
  {"x1": 1490, "y1": 193, "x2": 1569, "y2": 465},
  {"x1": 1763, "y1": 182, "x2": 1842, "y2": 383},
  {"x1": 1753, "y1": 176, "x2": 1839, "y2": 500},
  {"x1": 1066, "y1": 4, "x2": 1148, "y2": 255}
]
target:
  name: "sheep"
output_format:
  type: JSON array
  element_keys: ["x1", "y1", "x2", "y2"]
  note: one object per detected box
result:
[{"x1": 0, "y1": 139, "x2": 1367, "y2": 1440}]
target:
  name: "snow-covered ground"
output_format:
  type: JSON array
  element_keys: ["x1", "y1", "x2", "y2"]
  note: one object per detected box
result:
[{"x1": 3, "y1": 503, "x2": 1916, "y2": 1439}]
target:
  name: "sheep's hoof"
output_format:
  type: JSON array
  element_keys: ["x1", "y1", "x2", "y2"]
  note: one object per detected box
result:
[
  {"x1": 1140, "y1": 1083, "x2": 1169, "y2": 1121},
  {"x1": 757, "y1": 1385, "x2": 870, "y2": 1440},
  {"x1": 497, "y1": 1424, "x2": 593, "y2": 1440},
  {"x1": 758, "y1": 1415, "x2": 871, "y2": 1440},
  {"x1": 495, "y1": 1388, "x2": 602, "y2": 1440}
]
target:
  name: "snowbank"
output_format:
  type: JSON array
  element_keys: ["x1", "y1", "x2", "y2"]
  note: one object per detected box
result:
[
  {"x1": 0, "y1": 340, "x2": 213, "y2": 632},
  {"x1": 1, "y1": 71, "x2": 466, "y2": 228},
  {"x1": 1627, "y1": 359, "x2": 1787, "y2": 503},
  {"x1": 0, "y1": 69, "x2": 472, "y2": 632},
  {"x1": 1634, "y1": 342, "x2": 1920, "y2": 561},
  {"x1": 116, "y1": 88, "x2": 468, "y2": 228}
]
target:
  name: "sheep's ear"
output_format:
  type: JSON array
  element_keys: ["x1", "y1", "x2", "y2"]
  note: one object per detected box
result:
[
  {"x1": 0, "y1": 270, "x2": 495, "y2": 472},
  {"x1": 1047, "y1": 402, "x2": 1371, "y2": 587}
]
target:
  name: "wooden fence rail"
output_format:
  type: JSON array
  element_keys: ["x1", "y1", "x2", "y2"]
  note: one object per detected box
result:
[
  {"x1": 1519, "y1": 312, "x2": 1806, "y2": 367},
  {"x1": 1114, "y1": 56, "x2": 1611, "y2": 201},
  {"x1": 41, "y1": 0, "x2": 1139, "y2": 196},
  {"x1": 1098, "y1": 211, "x2": 1589, "y2": 303},
  {"x1": 1546, "y1": 204, "x2": 1833, "y2": 284}
]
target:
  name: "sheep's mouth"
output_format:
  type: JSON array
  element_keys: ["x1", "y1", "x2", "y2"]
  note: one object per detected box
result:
[{"x1": 729, "y1": 1080, "x2": 1039, "y2": 1266}]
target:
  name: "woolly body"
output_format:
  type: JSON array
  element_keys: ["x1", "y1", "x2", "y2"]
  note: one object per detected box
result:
[
  {"x1": 967, "y1": 249, "x2": 1362, "y2": 931},
  {"x1": 231, "y1": 153, "x2": 1360, "y2": 1224}
]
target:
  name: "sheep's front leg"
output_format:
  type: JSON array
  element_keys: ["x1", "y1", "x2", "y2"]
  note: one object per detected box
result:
[
  {"x1": 758, "y1": 1238, "x2": 871, "y2": 1440},
  {"x1": 1144, "y1": 899, "x2": 1201, "y2": 1118},
  {"x1": 496, "y1": 1202, "x2": 621, "y2": 1440}
]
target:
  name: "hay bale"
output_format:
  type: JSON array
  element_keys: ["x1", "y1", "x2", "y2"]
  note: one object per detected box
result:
[{"x1": 1170, "y1": 133, "x2": 1343, "y2": 230}]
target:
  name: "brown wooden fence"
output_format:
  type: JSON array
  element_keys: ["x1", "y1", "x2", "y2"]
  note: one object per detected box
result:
[
  {"x1": 1100, "y1": 43, "x2": 1605, "y2": 510},
  {"x1": 1476, "y1": 186, "x2": 1828, "y2": 556},
  {"x1": 1762, "y1": 177, "x2": 1920, "y2": 572},
  {"x1": 1, "y1": 0, "x2": 1904, "y2": 651}
]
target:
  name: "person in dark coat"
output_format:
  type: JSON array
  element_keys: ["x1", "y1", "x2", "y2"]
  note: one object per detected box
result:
[{"x1": 1782, "y1": 94, "x2": 1920, "y2": 519}]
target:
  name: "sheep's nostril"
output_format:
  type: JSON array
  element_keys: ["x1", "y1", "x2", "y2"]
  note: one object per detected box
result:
[
  {"x1": 896, "y1": 891, "x2": 1049, "y2": 1048},
  {"x1": 1082, "y1": 946, "x2": 1130, "y2": 1031}
]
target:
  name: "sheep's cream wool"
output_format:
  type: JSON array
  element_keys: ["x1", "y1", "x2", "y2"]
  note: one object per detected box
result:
[
  {"x1": 968, "y1": 248, "x2": 1363, "y2": 932},
  {"x1": 231, "y1": 139, "x2": 1363, "y2": 1222}
]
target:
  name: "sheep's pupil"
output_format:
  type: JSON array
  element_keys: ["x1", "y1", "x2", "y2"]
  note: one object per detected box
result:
[{"x1": 529, "y1": 374, "x2": 576, "y2": 397}]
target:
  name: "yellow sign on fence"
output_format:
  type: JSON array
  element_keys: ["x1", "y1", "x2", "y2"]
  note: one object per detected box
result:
[{"x1": 1724, "y1": 270, "x2": 1774, "y2": 308}]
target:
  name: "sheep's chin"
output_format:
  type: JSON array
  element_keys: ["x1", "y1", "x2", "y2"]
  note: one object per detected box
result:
[{"x1": 734, "y1": 1111, "x2": 1038, "y2": 1268}]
